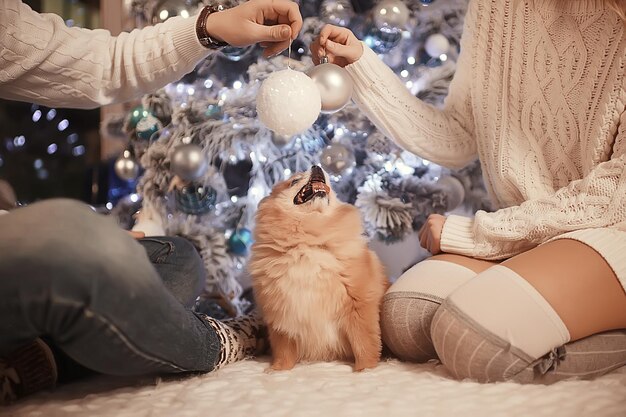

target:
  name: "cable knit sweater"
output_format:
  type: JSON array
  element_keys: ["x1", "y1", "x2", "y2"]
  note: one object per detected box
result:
[
  {"x1": 346, "y1": 0, "x2": 626, "y2": 273},
  {"x1": 0, "y1": 0, "x2": 210, "y2": 108}
]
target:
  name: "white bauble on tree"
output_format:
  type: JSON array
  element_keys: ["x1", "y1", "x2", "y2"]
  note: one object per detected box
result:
[
  {"x1": 307, "y1": 58, "x2": 353, "y2": 114},
  {"x1": 425, "y1": 33, "x2": 450, "y2": 58},
  {"x1": 373, "y1": 0, "x2": 410, "y2": 34},
  {"x1": 256, "y1": 69, "x2": 322, "y2": 136}
]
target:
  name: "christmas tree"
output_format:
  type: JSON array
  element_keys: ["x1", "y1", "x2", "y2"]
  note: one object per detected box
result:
[{"x1": 109, "y1": 0, "x2": 491, "y2": 316}]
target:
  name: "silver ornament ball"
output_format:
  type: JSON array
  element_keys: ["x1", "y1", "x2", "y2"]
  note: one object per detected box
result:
[
  {"x1": 151, "y1": 0, "x2": 203, "y2": 23},
  {"x1": 114, "y1": 150, "x2": 140, "y2": 181},
  {"x1": 171, "y1": 144, "x2": 208, "y2": 182},
  {"x1": 307, "y1": 60, "x2": 353, "y2": 114},
  {"x1": 271, "y1": 132, "x2": 294, "y2": 147},
  {"x1": 373, "y1": 0, "x2": 410, "y2": 34},
  {"x1": 320, "y1": 143, "x2": 356, "y2": 176},
  {"x1": 437, "y1": 175, "x2": 466, "y2": 211},
  {"x1": 321, "y1": 0, "x2": 354, "y2": 26}
]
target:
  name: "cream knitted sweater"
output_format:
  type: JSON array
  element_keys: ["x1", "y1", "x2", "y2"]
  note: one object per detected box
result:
[
  {"x1": 346, "y1": 0, "x2": 626, "y2": 261},
  {"x1": 0, "y1": 0, "x2": 210, "y2": 108}
]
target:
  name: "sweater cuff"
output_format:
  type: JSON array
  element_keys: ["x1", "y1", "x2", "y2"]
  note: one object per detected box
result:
[
  {"x1": 440, "y1": 215, "x2": 477, "y2": 256},
  {"x1": 168, "y1": 14, "x2": 210, "y2": 68}
]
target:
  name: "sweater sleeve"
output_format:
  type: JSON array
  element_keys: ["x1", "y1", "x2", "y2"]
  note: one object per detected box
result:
[
  {"x1": 0, "y1": 0, "x2": 210, "y2": 109},
  {"x1": 440, "y1": 110, "x2": 626, "y2": 260},
  {"x1": 343, "y1": 1, "x2": 478, "y2": 170}
]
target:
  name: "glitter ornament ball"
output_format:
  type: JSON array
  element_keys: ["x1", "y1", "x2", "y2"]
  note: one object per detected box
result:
[
  {"x1": 307, "y1": 59, "x2": 353, "y2": 114},
  {"x1": 425, "y1": 33, "x2": 450, "y2": 58},
  {"x1": 256, "y1": 69, "x2": 322, "y2": 137},
  {"x1": 135, "y1": 114, "x2": 163, "y2": 140},
  {"x1": 114, "y1": 150, "x2": 140, "y2": 181},
  {"x1": 373, "y1": 0, "x2": 410, "y2": 34},
  {"x1": 320, "y1": 143, "x2": 356, "y2": 176},
  {"x1": 419, "y1": 0, "x2": 436, "y2": 4},
  {"x1": 175, "y1": 184, "x2": 217, "y2": 215},
  {"x1": 171, "y1": 144, "x2": 208, "y2": 182},
  {"x1": 227, "y1": 227, "x2": 254, "y2": 256}
]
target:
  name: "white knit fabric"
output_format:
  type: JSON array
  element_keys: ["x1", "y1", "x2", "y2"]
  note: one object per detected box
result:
[
  {"x1": 345, "y1": 0, "x2": 626, "y2": 288},
  {"x1": 0, "y1": 0, "x2": 210, "y2": 108}
]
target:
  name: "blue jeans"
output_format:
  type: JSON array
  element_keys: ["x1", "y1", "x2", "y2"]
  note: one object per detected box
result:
[{"x1": 0, "y1": 199, "x2": 220, "y2": 376}]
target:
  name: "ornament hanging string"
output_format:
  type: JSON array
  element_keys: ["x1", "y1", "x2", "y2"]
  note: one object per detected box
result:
[{"x1": 288, "y1": 39, "x2": 292, "y2": 70}]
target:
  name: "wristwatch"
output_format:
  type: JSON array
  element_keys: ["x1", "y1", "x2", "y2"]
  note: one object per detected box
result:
[{"x1": 196, "y1": 4, "x2": 229, "y2": 50}]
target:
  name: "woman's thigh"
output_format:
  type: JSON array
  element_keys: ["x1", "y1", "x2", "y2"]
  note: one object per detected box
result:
[{"x1": 503, "y1": 239, "x2": 626, "y2": 341}]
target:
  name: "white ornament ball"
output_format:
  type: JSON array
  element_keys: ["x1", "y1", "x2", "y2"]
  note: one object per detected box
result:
[
  {"x1": 307, "y1": 61, "x2": 353, "y2": 114},
  {"x1": 114, "y1": 150, "x2": 139, "y2": 181},
  {"x1": 437, "y1": 175, "x2": 466, "y2": 211},
  {"x1": 171, "y1": 144, "x2": 208, "y2": 182},
  {"x1": 425, "y1": 33, "x2": 450, "y2": 58},
  {"x1": 256, "y1": 69, "x2": 322, "y2": 136}
]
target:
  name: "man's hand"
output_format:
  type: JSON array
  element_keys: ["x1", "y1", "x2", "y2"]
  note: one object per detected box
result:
[
  {"x1": 206, "y1": 0, "x2": 303, "y2": 58},
  {"x1": 418, "y1": 214, "x2": 446, "y2": 255}
]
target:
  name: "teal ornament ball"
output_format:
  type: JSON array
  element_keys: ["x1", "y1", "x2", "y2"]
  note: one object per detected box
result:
[
  {"x1": 136, "y1": 114, "x2": 163, "y2": 140},
  {"x1": 228, "y1": 228, "x2": 254, "y2": 256},
  {"x1": 205, "y1": 104, "x2": 223, "y2": 120},
  {"x1": 175, "y1": 184, "x2": 217, "y2": 215},
  {"x1": 128, "y1": 106, "x2": 150, "y2": 129}
]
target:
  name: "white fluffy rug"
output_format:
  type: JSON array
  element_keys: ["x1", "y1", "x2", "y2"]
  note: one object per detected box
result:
[{"x1": 4, "y1": 358, "x2": 626, "y2": 417}]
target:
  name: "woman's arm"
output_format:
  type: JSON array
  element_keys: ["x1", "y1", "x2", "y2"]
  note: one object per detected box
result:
[{"x1": 440, "y1": 110, "x2": 626, "y2": 260}]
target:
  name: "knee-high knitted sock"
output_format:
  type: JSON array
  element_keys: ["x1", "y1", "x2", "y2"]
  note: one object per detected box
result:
[{"x1": 201, "y1": 311, "x2": 267, "y2": 370}]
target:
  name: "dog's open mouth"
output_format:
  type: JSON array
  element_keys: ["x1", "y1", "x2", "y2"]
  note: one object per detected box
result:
[{"x1": 293, "y1": 166, "x2": 330, "y2": 205}]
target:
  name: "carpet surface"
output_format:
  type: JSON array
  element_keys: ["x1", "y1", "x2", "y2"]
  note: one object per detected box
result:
[{"x1": 3, "y1": 359, "x2": 626, "y2": 417}]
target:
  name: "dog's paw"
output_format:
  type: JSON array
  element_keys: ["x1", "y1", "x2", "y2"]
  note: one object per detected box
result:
[
  {"x1": 268, "y1": 360, "x2": 296, "y2": 372},
  {"x1": 354, "y1": 360, "x2": 378, "y2": 372}
]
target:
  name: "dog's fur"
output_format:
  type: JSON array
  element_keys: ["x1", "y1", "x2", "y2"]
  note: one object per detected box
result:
[{"x1": 249, "y1": 168, "x2": 389, "y2": 371}]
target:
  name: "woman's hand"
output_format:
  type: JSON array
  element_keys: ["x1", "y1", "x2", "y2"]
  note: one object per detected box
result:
[
  {"x1": 419, "y1": 214, "x2": 447, "y2": 255},
  {"x1": 206, "y1": 0, "x2": 303, "y2": 58},
  {"x1": 310, "y1": 24, "x2": 363, "y2": 67}
]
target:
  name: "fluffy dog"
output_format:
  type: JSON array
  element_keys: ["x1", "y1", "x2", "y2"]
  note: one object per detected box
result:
[{"x1": 249, "y1": 166, "x2": 388, "y2": 371}]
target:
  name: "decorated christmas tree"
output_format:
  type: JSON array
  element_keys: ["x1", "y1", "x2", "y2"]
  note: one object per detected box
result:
[{"x1": 108, "y1": 0, "x2": 491, "y2": 316}]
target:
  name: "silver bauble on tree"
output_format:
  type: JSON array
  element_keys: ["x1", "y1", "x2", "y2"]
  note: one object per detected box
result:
[
  {"x1": 373, "y1": 0, "x2": 411, "y2": 34},
  {"x1": 425, "y1": 33, "x2": 450, "y2": 58},
  {"x1": 271, "y1": 132, "x2": 294, "y2": 148},
  {"x1": 321, "y1": 0, "x2": 354, "y2": 27},
  {"x1": 307, "y1": 57, "x2": 353, "y2": 114},
  {"x1": 151, "y1": 0, "x2": 203, "y2": 23},
  {"x1": 320, "y1": 143, "x2": 356, "y2": 176},
  {"x1": 114, "y1": 150, "x2": 140, "y2": 181},
  {"x1": 437, "y1": 175, "x2": 466, "y2": 211},
  {"x1": 171, "y1": 143, "x2": 208, "y2": 182}
]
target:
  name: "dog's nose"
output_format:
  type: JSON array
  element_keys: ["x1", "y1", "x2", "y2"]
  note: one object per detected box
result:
[{"x1": 310, "y1": 166, "x2": 326, "y2": 184}]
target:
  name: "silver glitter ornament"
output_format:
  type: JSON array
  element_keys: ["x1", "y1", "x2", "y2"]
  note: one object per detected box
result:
[
  {"x1": 373, "y1": 0, "x2": 410, "y2": 34},
  {"x1": 307, "y1": 57, "x2": 353, "y2": 114},
  {"x1": 320, "y1": 143, "x2": 356, "y2": 176},
  {"x1": 171, "y1": 144, "x2": 208, "y2": 182},
  {"x1": 114, "y1": 150, "x2": 140, "y2": 181}
]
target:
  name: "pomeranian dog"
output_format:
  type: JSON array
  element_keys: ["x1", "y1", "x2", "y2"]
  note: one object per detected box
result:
[{"x1": 249, "y1": 165, "x2": 388, "y2": 371}]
